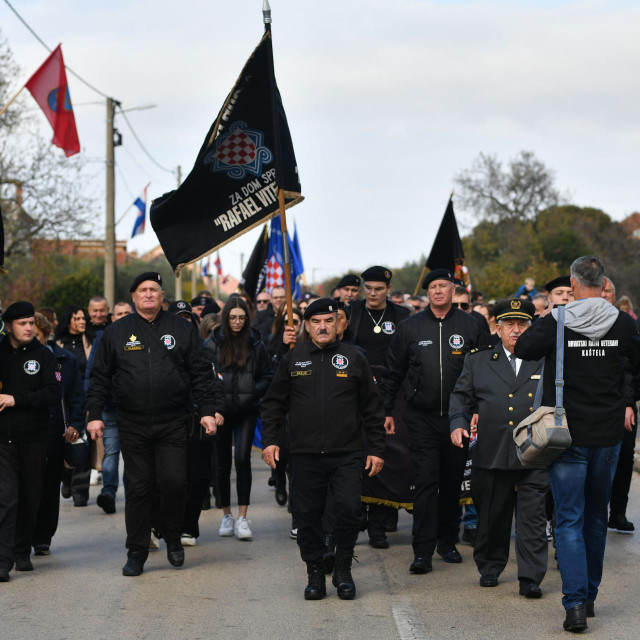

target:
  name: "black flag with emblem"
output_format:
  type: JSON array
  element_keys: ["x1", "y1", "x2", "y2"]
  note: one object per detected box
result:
[
  {"x1": 426, "y1": 197, "x2": 463, "y2": 272},
  {"x1": 150, "y1": 29, "x2": 303, "y2": 274},
  {"x1": 239, "y1": 224, "x2": 269, "y2": 300}
]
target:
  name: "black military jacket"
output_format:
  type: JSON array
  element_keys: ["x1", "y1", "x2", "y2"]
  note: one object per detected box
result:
[
  {"x1": 261, "y1": 339, "x2": 385, "y2": 458},
  {"x1": 449, "y1": 344, "x2": 544, "y2": 470}
]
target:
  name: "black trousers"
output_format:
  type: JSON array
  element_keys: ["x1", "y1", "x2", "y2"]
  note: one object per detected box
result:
[
  {"x1": 215, "y1": 412, "x2": 256, "y2": 507},
  {"x1": 183, "y1": 438, "x2": 214, "y2": 538},
  {"x1": 404, "y1": 409, "x2": 468, "y2": 556},
  {"x1": 471, "y1": 466, "x2": 548, "y2": 584},
  {"x1": 291, "y1": 452, "x2": 363, "y2": 563},
  {"x1": 119, "y1": 419, "x2": 187, "y2": 555},
  {"x1": 0, "y1": 439, "x2": 47, "y2": 567},
  {"x1": 34, "y1": 452, "x2": 65, "y2": 547},
  {"x1": 609, "y1": 416, "x2": 638, "y2": 518},
  {"x1": 367, "y1": 504, "x2": 398, "y2": 537}
]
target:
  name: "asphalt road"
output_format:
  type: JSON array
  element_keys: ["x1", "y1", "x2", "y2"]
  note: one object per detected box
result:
[{"x1": 2, "y1": 453, "x2": 639, "y2": 640}]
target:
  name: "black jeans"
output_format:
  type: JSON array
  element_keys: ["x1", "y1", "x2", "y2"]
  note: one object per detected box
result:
[
  {"x1": 215, "y1": 412, "x2": 256, "y2": 507},
  {"x1": 34, "y1": 452, "x2": 65, "y2": 547},
  {"x1": 183, "y1": 438, "x2": 214, "y2": 538},
  {"x1": 404, "y1": 409, "x2": 468, "y2": 557},
  {"x1": 119, "y1": 419, "x2": 187, "y2": 555},
  {"x1": 0, "y1": 439, "x2": 47, "y2": 567},
  {"x1": 291, "y1": 452, "x2": 363, "y2": 563}
]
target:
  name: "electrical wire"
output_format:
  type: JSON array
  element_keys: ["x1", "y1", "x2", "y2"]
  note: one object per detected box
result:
[
  {"x1": 3, "y1": 0, "x2": 110, "y2": 99},
  {"x1": 117, "y1": 106, "x2": 174, "y2": 174}
]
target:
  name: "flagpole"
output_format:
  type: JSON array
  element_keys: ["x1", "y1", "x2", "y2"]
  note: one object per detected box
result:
[
  {"x1": 0, "y1": 86, "x2": 25, "y2": 119},
  {"x1": 264, "y1": 0, "x2": 295, "y2": 346}
]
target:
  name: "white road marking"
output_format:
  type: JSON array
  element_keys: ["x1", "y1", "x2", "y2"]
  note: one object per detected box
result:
[{"x1": 391, "y1": 596, "x2": 428, "y2": 640}]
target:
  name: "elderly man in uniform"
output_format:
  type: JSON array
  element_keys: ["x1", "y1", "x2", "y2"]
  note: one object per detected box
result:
[
  {"x1": 261, "y1": 298, "x2": 385, "y2": 601},
  {"x1": 0, "y1": 302, "x2": 61, "y2": 581},
  {"x1": 382, "y1": 268, "x2": 483, "y2": 575},
  {"x1": 449, "y1": 299, "x2": 548, "y2": 597},
  {"x1": 335, "y1": 274, "x2": 361, "y2": 303},
  {"x1": 87, "y1": 272, "x2": 223, "y2": 577}
]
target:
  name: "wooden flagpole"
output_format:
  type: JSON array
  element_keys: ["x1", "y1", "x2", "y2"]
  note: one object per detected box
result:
[{"x1": 0, "y1": 86, "x2": 25, "y2": 119}]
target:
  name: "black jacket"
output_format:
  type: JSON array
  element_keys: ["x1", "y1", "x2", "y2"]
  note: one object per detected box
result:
[
  {"x1": 87, "y1": 310, "x2": 217, "y2": 424},
  {"x1": 514, "y1": 301, "x2": 640, "y2": 447},
  {"x1": 381, "y1": 306, "x2": 483, "y2": 415},
  {"x1": 0, "y1": 337, "x2": 62, "y2": 443},
  {"x1": 46, "y1": 342, "x2": 86, "y2": 455},
  {"x1": 347, "y1": 299, "x2": 410, "y2": 343},
  {"x1": 251, "y1": 306, "x2": 275, "y2": 340},
  {"x1": 261, "y1": 339, "x2": 386, "y2": 457},
  {"x1": 201, "y1": 327, "x2": 272, "y2": 416}
]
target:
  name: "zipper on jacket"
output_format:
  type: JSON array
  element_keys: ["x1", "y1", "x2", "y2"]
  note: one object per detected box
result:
[
  {"x1": 439, "y1": 321, "x2": 443, "y2": 416},
  {"x1": 320, "y1": 352, "x2": 325, "y2": 454},
  {"x1": 148, "y1": 345, "x2": 153, "y2": 426}
]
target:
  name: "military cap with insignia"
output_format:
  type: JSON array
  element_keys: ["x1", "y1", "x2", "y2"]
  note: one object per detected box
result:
[
  {"x1": 202, "y1": 301, "x2": 221, "y2": 317},
  {"x1": 190, "y1": 296, "x2": 209, "y2": 308},
  {"x1": 493, "y1": 298, "x2": 535, "y2": 322},
  {"x1": 544, "y1": 275, "x2": 571, "y2": 293},
  {"x1": 2, "y1": 301, "x2": 35, "y2": 322},
  {"x1": 422, "y1": 268, "x2": 456, "y2": 289},
  {"x1": 168, "y1": 300, "x2": 192, "y2": 314},
  {"x1": 303, "y1": 297, "x2": 338, "y2": 320},
  {"x1": 336, "y1": 274, "x2": 361, "y2": 288},
  {"x1": 130, "y1": 271, "x2": 163, "y2": 292},
  {"x1": 360, "y1": 266, "x2": 392, "y2": 283}
]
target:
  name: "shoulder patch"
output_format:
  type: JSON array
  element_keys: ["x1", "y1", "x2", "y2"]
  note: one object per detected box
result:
[{"x1": 469, "y1": 344, "x2": 494, "y2": 355}]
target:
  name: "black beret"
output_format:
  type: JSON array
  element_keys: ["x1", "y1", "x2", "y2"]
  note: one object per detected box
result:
[
  {"x1": 360, "y1": 266, "x2": 392, "y2": 283},
  {"x1": 493, "y1": 298, "x2": 535, "y2": 322},
  {"x1": 190, "y1": 296, "x2": 209, "y2": 308},
  {"x1": 336, "y1": 300, "x2": 352, "y2": 321},
  {"x1": 336, "y1": 274, "x2": 361, "y2": 289},
  {"x1": 130, "y1": 271, "x2": 162, "y2": 293},
  {"x1": 168, "y1": 300, "x2": 192, "y2": 314},
  {"x1": 544, "y1": 276, "x2": 571, "y2": 293},
  {"x1": 2, "y1": 301, "x2": 35, "y2": 322},
  {"x1": 303, "y1": 297, "x2": 339, "y2": 320},
  {"x1": 422, "y1": 268, "x2": 456, "y2": 289},
  {"x1": 202, "y1": 301, "x2": 221, "y2": 317}
]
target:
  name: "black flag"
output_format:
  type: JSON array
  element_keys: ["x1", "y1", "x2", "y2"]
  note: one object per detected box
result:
[
  {"x1": 150, "y1": 29, "x2": 303, "y2": 274},
  {"x1": 240, "y1": 225, "x2": 269, "y2": 300},
  {"x1": 426, "y1": 197, "x2": 464, "y2": 272}
]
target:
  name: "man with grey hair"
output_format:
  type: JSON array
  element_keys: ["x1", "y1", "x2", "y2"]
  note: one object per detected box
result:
[{"x1": 515, "y1": 256, "x2": 640, "y2": 632}]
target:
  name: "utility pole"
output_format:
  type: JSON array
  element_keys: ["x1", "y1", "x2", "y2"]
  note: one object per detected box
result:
[
  {"x1": 174, "y1": 165, "x2": 183, "y2": 301},
  {"x1": 104, "y1": 97, "x2": 117, "y2": 307}
]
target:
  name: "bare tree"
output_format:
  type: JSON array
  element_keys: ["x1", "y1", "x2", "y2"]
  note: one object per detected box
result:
[
  {"x1": 454, "y1": 151, "x2": 563, "y2": 222},
  {"x1": 0, "y1": 31, "x2": 94, "y2": 258}
]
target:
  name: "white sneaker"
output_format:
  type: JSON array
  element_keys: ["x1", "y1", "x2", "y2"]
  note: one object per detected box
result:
[
  {"x1": 289, "y1": 527, "x2": 298, "y2": 539},
  {"x1": 149, "y1": 529, "x2": 161, "y2": 550},
  {"x1": 234, "y1": 517, "x2": 253, "y2": 541},
  {"x1": 181, "y1": 534, "x2": 197, "y2": 547},
  {"x1": 89, "y1": 470, "x2": 103, "y2": 486},
  {"x1": 219, "y1": 514, "x2": 235, "y2": 537}
]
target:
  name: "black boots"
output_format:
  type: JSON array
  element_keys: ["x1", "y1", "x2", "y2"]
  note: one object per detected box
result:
[
  {"x1": 322, "y1": 532, "x2": 336, "y2": 574},
  {"x1": 304, "y1": 560, "x2": 326, "y2": 600},
  {"x1": 332, "y1": 555, "x2": 356, "y2": 600},
  {"x1": 563, "y1": 604, "x2": 587, "y2": 633},
  {"x1": 122, "y1": 552, "x2": 146, "y2": 577},
  {"x1": 166, "y1": 541, "x2": 185, "y2": 568}
]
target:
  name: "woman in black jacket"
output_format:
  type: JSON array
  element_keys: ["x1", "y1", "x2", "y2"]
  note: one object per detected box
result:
[
  {"x1": 202, "y1": 297, "x2": 272, "y2": 541},
  {"x1": 54, "y1": 306, "x2": 92, "y2": 377}
]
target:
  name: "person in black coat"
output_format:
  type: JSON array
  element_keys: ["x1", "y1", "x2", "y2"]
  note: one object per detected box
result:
[
  {"x1": 0, "y1": 302, "x2": 62, "y2": 580},
  {"x1": 201, "y1": 297, "x2": 273, "y2": 541}
]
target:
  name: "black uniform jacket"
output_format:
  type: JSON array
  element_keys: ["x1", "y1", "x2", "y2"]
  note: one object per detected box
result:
[
  {"x1": 449, "y1": 344, "x2": 544, "y2": 470},
  {"x1": 87, "y1": 310, "x2": 217, "y2": 425},
  {"x1": 261, "y1": 339, "x2": 386, "y2": 458},
  {"x1": 381, "y1": 306, "x2": 483, "y2": 415},
  {"x1": 515, "y1": 306, "x2": 640, "y2": 448},
  {"x1": 348, "y1": 299, "x2": 410, "y2": 340},
  {"x1": 0, "y1": 337, "x2": 62, "y2": 443}
]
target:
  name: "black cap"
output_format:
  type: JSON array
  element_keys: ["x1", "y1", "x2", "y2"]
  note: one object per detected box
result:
[
  {"x1": 303, "y1": 297, "x2": 339, "y2": 320},
  {"x1": 168, "y1": 300, "x2": 192, "y2": 314},
  {"x1": 2, "y1": 301, "x2": 35, "y2": 322},
  {"x1": 190, "y1": 296, "x2": 209, "y2": 308},
  {"x1": 336, "y1": 274, "x2": 361, "y2": 289},
  {"x1": 544, "y1": 276, "x2": 571, "y2": 293},
  {"x1": 202, "y1": 301, "x2": 221, "y2": 317},
  {"x1": 130, "y1": 272, "x2": 162, "y2": 293},
  {"x1": 493, "y1": 298, "x2": 535, "y2": 322},
  {"x1": 360, "y1": 266, "x2": 392, "y2": 283},
  {"x1": 422, "y1": 268, "x2": 456, "y2": 289}
]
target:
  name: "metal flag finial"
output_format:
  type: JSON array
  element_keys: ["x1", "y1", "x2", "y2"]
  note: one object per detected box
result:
[{"x1": 263, "y1": 0, "x2": 272, "y2": 24}]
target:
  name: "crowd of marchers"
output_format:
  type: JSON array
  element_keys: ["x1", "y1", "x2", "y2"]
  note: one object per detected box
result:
[{"x1": 0, "y1": 255, "x2": 639, "y2": 634}]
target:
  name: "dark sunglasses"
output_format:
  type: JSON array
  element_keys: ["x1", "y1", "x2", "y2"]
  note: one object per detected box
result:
[
  {"x1": 256, "y1": 299, "x2": 269, "y2": 305},
  {"x1": 452, "y1": 302, "x2": 470, "y2": 310}
]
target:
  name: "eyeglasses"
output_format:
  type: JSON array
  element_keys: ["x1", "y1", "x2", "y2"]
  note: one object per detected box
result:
[
  {"x1": 229, "y1": 315, "x2": 247, "y2": 323},
  {"x1": 452, "y1": 302, "x2": 470, "y2": 310},
  {"x1": 256, "y1": 299, "x2": 269, "y2": 305}
]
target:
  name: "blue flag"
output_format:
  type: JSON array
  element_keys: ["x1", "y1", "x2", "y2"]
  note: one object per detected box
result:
[
  {"x1": 130, "y1": 185, "x2": 149, "y2": 238},
  {"x1": 266, "y1": 215, "x2": 302, "y2": 297}
]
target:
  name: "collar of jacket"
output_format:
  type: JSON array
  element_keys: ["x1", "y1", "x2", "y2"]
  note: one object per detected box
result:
[
  {"x1": 46, "y1": 340, "x2": 71, "y2": 360},
  {"x1": 308, "y1": 338, "x2": 342, "y2": 354},
  {"x1": 425, "y1": 305, "x2": 456, "y2": 322},
  {"x1": 134, "y1": 309, "x2": 165, "y2": 326},
  {"x1": 211, "y1": 324, "x2": 263, "y2": 347},
  {"x1": 0, "y1": 335, "x2": 41, "y2": 354}
]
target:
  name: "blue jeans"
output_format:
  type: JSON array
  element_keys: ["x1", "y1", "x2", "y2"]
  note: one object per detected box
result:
[
  {"x1": 463, "y1": 503, "x2": 477, "y2": 529},
  {"x1": 101, "y1": 410, "x2": 121, "y2": 498},
  {"x1": 549, "y1": 443, "x2": 621, "y2": 610}
]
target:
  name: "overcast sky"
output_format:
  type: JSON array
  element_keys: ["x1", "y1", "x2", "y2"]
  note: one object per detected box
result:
[{"x1": 2, "y1": 0, "x2": 639, "y2": 283}]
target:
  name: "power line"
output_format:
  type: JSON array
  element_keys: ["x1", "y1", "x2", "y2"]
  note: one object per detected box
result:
[
  {"x1": 117, "y1": 106, "x2": 174, "y2": 174},
  {"x1": 3, "y1": 0, "x2": 109, "y2": 99}
]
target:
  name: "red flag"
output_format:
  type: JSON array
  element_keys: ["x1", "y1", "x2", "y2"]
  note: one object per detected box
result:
[
  {"x1": 214, "y1": 255, "x2": 223, "y2": 277},
  {"x1": 25, "y1": 45, "x2": 80, "y2": 157}
]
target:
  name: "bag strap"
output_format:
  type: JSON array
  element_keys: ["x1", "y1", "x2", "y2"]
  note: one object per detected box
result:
[
  {"x1": 554, "y1": 305, "x2": 566, "y2": 425},
  {"x1": 532, "y1": 363, "x2": 544, "y2": 410}
]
